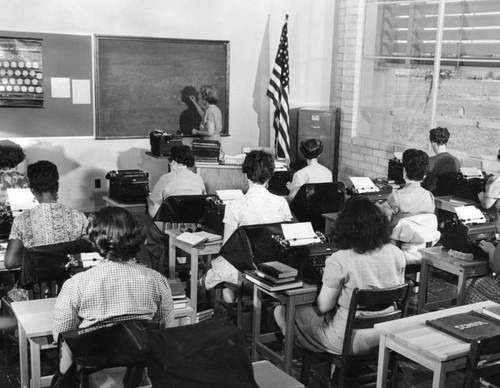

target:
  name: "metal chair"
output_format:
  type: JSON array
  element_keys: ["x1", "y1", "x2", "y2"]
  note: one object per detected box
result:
[{"x1": 300, "y1": 281, "x2": 412, "y2": 388}]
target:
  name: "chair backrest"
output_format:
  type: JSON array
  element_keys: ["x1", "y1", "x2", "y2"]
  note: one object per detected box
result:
[
  {"x1": 20, "y1": 239, "x2": 95, "y2": 290},
  {"x1": 289, "y1": 182, "x2": 345, "y2": 232},
  {"x1": 218, "y1": 222, "x2": 289, "y2": 272},
  {"x1": 154, "y1": 194, "x2": 218, "y2": 223},
  {"x1": 464, "y1": 333, "x2": 500, "y2": 387},
  {"x1": 342, "y1": 282, "x2": 412, "y2": 355}
]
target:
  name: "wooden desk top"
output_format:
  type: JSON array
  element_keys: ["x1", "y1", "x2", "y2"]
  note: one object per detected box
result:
[
  {"x1": 375, "y1": 300, "x2": 496, "y2": 362},
  {"x1": 11, "y1": 296, "x2": 195, "y2": 338},
  {"x1": 420, "y1": 246, "x2": 488, "y2": 269},
  {"x1": 12, "y1": 298, "x2": 57, "y2": 338}
]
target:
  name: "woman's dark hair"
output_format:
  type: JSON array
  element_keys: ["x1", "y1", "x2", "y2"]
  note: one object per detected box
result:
[
  {"x1": 402, "y1": 148, "x2": 429, "y2": 181},
  {"x1": 27, "y1": 160, "x2": 59, "y2": 194},
  {"x1": 200, "y1": 85, "x2": 218, "y2": 105},
  {"x1": 181, "y1": 85, "x2": 199, "y2": 105},
  {"x1": 242, "y1": 150, "x2": 275, "y2": 184},
  {"x1": 0, "y1": 140, "x2": 26, "y2": 170},
  {"x1": 87, "y1": 207, "x2": 145, "y2": 262},
  {"x1": 169, "y1": 145, "x2": 195, "y2": 167},
  {"x1": 299, "y1": 138, "x2": 324, "y2": 159},
  {"x1": 331, "y1": 196, "x2": 391, "y2": 254},
  {"x1": 429, "y1": 127, "x2": 450, "y2": 145}
]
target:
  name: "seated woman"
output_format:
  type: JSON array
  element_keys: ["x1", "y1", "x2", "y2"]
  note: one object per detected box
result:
[
  {"x1": 478, "y1": 150, "x2": 500, "y2": 233},
  {"x1": 201, "y1": 150, "x2": 292, "y2": 301},
  {"x1": 147, "y1": 145, "x2": 206, "y2": 218},
  {"x1": 465, "y1": 240, "x2": 500, "y2": 304},
  {"x1": 274, "y1": 196, "x2": 406, "y2": 355},
  {"x1": 378, "y1": 148, "x2": 434, "y2": 227},
  {"x1": 4, "y1": 160, "x2": 88, "y2": 269},
  {"x1": 287, "y1": 138, "x2": 332, "y2": 203},
  {"x1": 53, "y1": 206, "x2": 175, "y2": 374},
  {"x1": 0, "y1": 140, "x2": 29, "y2": 238}
]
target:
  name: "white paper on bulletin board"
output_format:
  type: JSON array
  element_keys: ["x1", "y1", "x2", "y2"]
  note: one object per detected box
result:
[
  {"x1": 51, "y1": 77, "x2": 70, "y2": 98},
  {"x1": 72, "y1": 79, "x2": 91, "y2": 104}
]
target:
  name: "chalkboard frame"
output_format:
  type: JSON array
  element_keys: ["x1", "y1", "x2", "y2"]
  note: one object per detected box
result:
[{"x1": 95, "y1": 35, "x2": 230, "y2": 139}]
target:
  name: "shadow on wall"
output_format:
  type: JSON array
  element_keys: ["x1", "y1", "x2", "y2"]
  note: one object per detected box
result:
[
  {"x1": 82, "y1": 167, "x2": 108, "y2": 212},
  {"x1": 25, "y1": 144, "x2": 80, "y2": 176},
  {"x1": 252, "y1": 14, "x2": 271, "y2": 148}
]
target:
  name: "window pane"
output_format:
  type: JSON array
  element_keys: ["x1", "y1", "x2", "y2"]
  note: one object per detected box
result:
[
  {"x1": 357, "y1": 57, "x2": 433, "y2": 147},
  {"x1": 436, "y1": 65, "x2": 500, "y2": 157}
]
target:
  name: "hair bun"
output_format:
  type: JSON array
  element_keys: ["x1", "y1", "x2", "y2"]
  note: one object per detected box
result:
[{"x1": 300, "y1": 139, "x2": 324, "y2": 159}]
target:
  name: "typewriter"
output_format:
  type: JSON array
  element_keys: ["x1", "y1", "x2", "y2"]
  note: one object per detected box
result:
[
  {"x1": 439, "y1": 206, "x2": 496, "y2": 259},
  {"x1": 346, "y1": 177, "x2": 393, "y2": 203},
  {"x1": 272, "y1": 229, "x2": 336, "y2": 285}
]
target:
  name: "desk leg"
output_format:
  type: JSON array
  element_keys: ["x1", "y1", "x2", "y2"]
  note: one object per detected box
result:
[
  {"x1": 168, "y1": 239, "x2": 176, "y2": 278},
  {"x1": 432, "y1": 363, "x2": 446, "y2": 388},
  {"x1": 456, "y1": 270, "x2": 466, "y2": 306},
  {"x1": 283, "y1": 296, "x2": 296, "y2": 374},
  {"x1": 376, "y1": 335, "x2": 389, "y2": 388},
  {"x1": 29, "y1": 338, "x2": 42, "y2": 388},
  {"x1": 18, "y1": 324, "x2": 28, "y2": 388},
  {"x1": 190, "y1": 248, "x2": 199, "y2": 314},
  {"x1": 251, "y1": 285, "x2": 262, "y2": 362},
  {"x1": 418, "y1": 261, "x2": 430, "y2": 313}
]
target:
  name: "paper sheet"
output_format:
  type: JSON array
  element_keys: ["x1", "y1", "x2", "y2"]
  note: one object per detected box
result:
[
  {"x1": 349, "y1": 177, "x2": 379, "y2": 193},
  {"x1": 7, "y1": 188, "x2": 37, "y2": 215},
  {"x1": 72, "y1": 79, "x2": 91, "y2": 104},
  {"x1": 51, "y1": 77, "x2": 71, "y2": 98},
  {"x1": 460, "y1": 167, "x2": 483, "y2": 179},
  {"x1": 455, "y1": 205, "x2": 486, "y2": 224},
  {"x1": 216, "y1": 189, "x2": 244, "y2": 203},
  {"x1": 281, "y1": 222, "x2": 320, "y2": 246}
]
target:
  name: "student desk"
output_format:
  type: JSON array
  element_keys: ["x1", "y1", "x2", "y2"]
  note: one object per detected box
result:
[
  {"x1": 12, "y1": 297, "x2": 195, "y2": 388},
  {"x1": 434, "y1": 195, "x2": 477, "y2": 213},
  {"x1": 164, "y1": 228, "x2": 222, "y2": 319},
  {"x1": 102, "y1": 195, "x2": 146, "y2": 215},
  {"x1": 249, "y1": 281, "x2": 318, "y2": 374},
  {"x1": 376, "y1": 300, "x2": 496, "y2": 388},
  {"x1": 417, "y1": 246, "x2": 489, "y2": 313}
]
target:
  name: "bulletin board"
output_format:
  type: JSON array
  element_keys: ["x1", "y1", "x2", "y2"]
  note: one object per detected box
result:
[
  {"x1": 95, "y1": 35, "x2": 230, "y2": 139},
  {"x1": 0, "y1": 31, "x2": 93, "y2": 138}
]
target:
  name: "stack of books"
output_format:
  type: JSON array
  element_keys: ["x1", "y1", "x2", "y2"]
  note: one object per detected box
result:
[
  {"x1": 167, "y1": 278, "x2": 189, "y2": 310},
  {"x1": 192, "y1": 140, "x2": 221, "y2": 164},
  {"x1": 245, "y1": 261, "x2": 303, "y2": 292}
]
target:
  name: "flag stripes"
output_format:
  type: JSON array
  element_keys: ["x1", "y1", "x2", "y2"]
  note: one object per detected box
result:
[{"x1": 267, "y1": 19, "x2": 291, "y2": 160}]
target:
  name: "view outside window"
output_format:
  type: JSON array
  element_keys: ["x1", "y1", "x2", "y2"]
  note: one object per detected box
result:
[{"x1": 358, "y1": 0, "x2": 500, "y2": 157}]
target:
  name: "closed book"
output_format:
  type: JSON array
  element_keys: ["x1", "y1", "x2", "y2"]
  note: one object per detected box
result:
[
  {"x1": 257, "y1": 261, "x2": 298, "y2": 279},
  {"x1": 173, "y1": 297, "x2": 190, "y2": 309},
  {"x1": 426, "y1": 310, "x2": 500, "y2": 342},
  {"x1": 482, "y1": 305, "x2": 500, "y2": 321},
  {"x1": 255, "y1": 270, "x2": 297, "y2": 284},
  {"x1": 175, "y1": 232, "x2": 208, "y2": 247},
  {"x1": 167, "y1": 278, "x2": 186, "y2": 299},
  {"x1": 245, "y1": 270, "x2": 303, "y2": 292}
]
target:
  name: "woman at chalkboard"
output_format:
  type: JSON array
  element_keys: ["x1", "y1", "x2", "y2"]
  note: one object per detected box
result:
[
  {"x1": 190, "y1": 84, "x2": 222, "y2": 141},
  {"x1": 179, "y1": 86, "x2": 202, "y2": 136}
]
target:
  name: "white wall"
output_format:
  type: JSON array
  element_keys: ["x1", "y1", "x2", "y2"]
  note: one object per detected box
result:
[{"x1": 0, "y1": 0, "x2": 335, "y2": 212}]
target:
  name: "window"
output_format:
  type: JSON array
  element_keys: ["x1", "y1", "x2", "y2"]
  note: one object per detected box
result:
[{"x1": 358, "y1": 0, "x2": 500, "y2": 158}]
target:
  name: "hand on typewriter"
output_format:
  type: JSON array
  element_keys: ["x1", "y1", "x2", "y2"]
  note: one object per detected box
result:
[{"x1": 479, "y1": 240, "x2": 495, "y2": 255}]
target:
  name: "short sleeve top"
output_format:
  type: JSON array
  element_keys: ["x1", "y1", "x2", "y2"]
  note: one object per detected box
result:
[{"x1": 149, "y1": 168, "x2": 206, "y2": 206}]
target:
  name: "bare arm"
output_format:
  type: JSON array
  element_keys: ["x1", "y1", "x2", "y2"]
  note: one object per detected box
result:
[
  {"x1": 315, "y1": 283, "x2": 341, "y2": 314},
  {"x1": 188, "y1": 96, "x2": 205, "y2": 118},
  {"x1": 4, "y1": 239, "x2": 24, "y2": 269},
  {"x1": 479, "y1": 241, "x2": 500, "y2": 273}
]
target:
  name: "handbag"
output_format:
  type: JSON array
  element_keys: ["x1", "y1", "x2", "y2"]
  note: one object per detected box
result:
[{"x1": 60, "y1": 320, "x2": 158, "y2": 369}]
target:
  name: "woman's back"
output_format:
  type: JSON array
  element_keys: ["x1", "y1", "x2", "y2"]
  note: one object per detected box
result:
[{"x1": 10, "y1": 202, "x2": 87, "y2": 248}]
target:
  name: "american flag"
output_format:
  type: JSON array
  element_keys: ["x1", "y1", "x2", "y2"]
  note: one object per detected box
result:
[{"x1": 267, "y1": 17, "x2": 291, "y2": 161}]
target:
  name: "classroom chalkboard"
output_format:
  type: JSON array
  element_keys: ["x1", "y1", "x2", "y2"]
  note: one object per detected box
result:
[
  {"x1": 0, "y1": 31, "x2": 93, "y2": 138},
  {"x1": 95, "y1": 36, "x2": 230, "y2": 139}
]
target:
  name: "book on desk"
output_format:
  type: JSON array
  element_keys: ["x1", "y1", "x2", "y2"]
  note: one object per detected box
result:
[
  {"x1": 426, "y1": 310, "x2": 500, "y2": 342},
  {"x1": 175, "y1": 231, "x2": 222, "y2": 247},
  {"x1": 245, "y1": 270, "x2": 303, "y2": 292}
]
